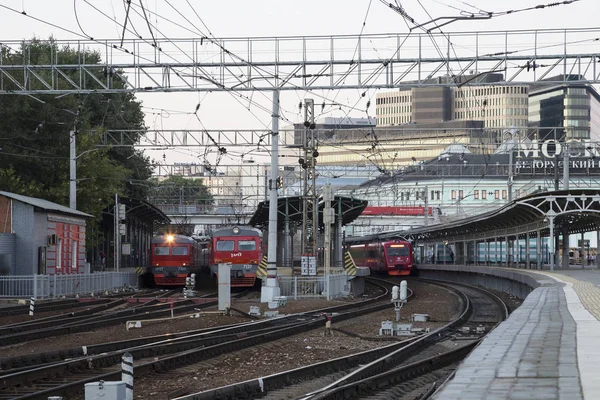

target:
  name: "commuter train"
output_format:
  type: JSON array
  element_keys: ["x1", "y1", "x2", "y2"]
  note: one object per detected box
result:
[
  {"x1": 150, "y1": 234, "x2": 205, "y2": 286},
  {"x1": 347, "y1": 239, "x2": 415, "y2": 276},
  {"x1": 209, "y1": 226, "x2": 264, "y2": 287}
]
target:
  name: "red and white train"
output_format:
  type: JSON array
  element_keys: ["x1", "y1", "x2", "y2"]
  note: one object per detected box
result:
[
  {"x1": 347, "y1": 239, "x2": 415, "y2": 276},
  {"x1": 209, "y1": 226, "x2": 264, "y2": 287}
]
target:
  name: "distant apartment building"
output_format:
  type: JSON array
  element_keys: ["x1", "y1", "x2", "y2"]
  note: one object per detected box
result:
[
  {"x1": 375, "y1": 74, "x2": 600, "y2": 141},
  {"x1": 376, "y1": 87, "x2": 452, "y2": 126},
  {"x1": 375, "y1": 80, "x2": 529, "y2": 129},
  {"x1": 453, "y1": 85, "x2": 529, "y2": 129}
]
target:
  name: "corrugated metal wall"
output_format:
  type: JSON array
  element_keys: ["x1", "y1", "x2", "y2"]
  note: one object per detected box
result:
[
  {"x1": 0, "y1": 233, "x2": 16, "y2": 274},
  {"x1": 12, "y1": 201, "x2": 34, "y2": 274}
]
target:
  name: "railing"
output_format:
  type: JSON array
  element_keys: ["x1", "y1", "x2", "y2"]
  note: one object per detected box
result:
[
  {"x1": 275, "y1": 274, "x2": 350, "y2": 299},
  {"x1": 0, "y1": 272, "x2": 138, "y2": 299}
]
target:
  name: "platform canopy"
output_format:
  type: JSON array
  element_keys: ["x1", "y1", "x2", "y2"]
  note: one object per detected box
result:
[
  {"x1": 347, "y1": 189, "x2": 600, "y2": 244},
  {"x1": 118, "y1": 197, "x2": 170, "y2": 228},
  {"x1": 248, "y1": 195, "x2": 368, "y2": 230}
]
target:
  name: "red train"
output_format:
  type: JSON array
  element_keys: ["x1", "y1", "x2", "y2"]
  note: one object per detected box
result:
[
  {"x1": 209, "y1": 226, "x2": 264, "y2": 287},
  {"x1": 150, "y1": 234, "x2": 205, "y2": 286},
  {"x1": 348, "y1": 240, "x2": 415, "y2": 276}
]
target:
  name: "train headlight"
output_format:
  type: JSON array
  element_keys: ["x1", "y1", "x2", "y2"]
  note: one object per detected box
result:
[
  {"x1": 233, "y1": 227, "x2": 240, "y2": 234},
  {"x1": 166, "y1": 235, "x2": 175, "y2": 243}
]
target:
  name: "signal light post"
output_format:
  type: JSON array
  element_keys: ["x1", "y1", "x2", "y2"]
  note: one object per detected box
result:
[{"x1": 300, "y1": 98, "x2": 318, "y2": 277}]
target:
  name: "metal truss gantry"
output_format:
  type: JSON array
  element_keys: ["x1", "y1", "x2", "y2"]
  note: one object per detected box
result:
[
  {"x1": 301, "y1": 99, "x2": 318, "y2": 262},
  {"x1": 1, "y1": 28, "x2": 600, "y2": 94},
  {"x1": 104, "y1": 126, "x2": 571, "y2": 149}
]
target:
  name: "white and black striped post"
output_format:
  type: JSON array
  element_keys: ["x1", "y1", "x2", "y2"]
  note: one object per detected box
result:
[
  {"x1": 29, "y1": 297, "x2": 35, "y2": 316},
  {"x1": 121, "y1": 352, "x2": 133, "y2": 400}
]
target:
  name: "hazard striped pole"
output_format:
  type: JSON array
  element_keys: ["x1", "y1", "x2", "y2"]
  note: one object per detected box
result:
[
  {"x1": 121, "y1": 352, "x2": 133, "y2": 400},
  {"x1": 29, "y1": 297, "x2": 34, "y2": 316}
]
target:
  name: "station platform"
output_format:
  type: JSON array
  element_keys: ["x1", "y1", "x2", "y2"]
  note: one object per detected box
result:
[{"x1": 426, "y1": 265, "x2": 600, "y2": 400}]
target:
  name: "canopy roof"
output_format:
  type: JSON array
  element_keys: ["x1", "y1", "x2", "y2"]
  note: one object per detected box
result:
[{"x1": 249, "y1": 195, "x2": 368, "y2": 230}]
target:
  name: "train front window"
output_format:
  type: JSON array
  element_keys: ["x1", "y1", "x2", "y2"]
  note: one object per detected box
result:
[
  {"x1": 154, "y1": 246, "x2": 170, "y2": 256},
  {"x1": 238, "y1": 240, "x2": 256, "y2": 251},
  {"x1": 216, "y1": 240, "x2": 235, "y2": 251},
  {"x1": 387, "y1": 246, "x2": 409, "y2": 256},
  {"x1": 172, "y1": 246, "x2": 188, "y2": 256}
]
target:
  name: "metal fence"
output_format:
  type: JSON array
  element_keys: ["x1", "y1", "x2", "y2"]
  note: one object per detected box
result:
[
  {"x1": 275, "y1": 274, "x2": 351, "y2": 299},
  {"x1": 0, "y1": 272, "x2": 138, "y2": 299}
]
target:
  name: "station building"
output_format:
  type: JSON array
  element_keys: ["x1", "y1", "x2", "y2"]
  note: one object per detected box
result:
[
  {"x1": 0, "y1": 191, "x2": 92, "y2": 275},
  {"x1": 338, "y1": 139, "x2": 600, "y2": 237}
]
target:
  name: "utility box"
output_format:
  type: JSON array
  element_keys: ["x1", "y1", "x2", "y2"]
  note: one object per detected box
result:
[
  {"x1": 249, "y1": 306, "x2": 261, "y2": 316},
  {"x1": 85, "y1": 381, "x2": 126, "y2": 400},
  {"x1": 412, "y1": 313, "x2": 430, "y2": 322}
]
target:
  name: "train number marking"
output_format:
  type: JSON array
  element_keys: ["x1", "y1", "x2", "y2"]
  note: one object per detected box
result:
[{"x1": 230, "y1": 252, "x2": 242, "y2": 257}]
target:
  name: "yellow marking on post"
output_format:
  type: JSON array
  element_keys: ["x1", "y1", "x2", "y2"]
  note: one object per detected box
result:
[
  {"x1": 257, "y1": 255, "x2": 268, "y2": 279},
  {"x1": 343, "y1": 252, "x2": 357, "y2": 276}
]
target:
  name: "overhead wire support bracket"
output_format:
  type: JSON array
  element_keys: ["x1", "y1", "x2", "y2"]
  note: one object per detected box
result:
[
  {"x1": 410, "y1": 15, "x2": 492, "y2": 33},
  {"x1": 120, "y1": 0, "x2": 132, "y2": 48}
]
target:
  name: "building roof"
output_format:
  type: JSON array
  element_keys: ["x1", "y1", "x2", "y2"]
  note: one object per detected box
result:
[
  {"x1": 346, "y1": 189, "x2": 600, "y2": 244},
  {"x1": 118, "y1": 197, "x2": 170, "y2": 226},
  {"x1": 529, "y1": 75, "x2": 600, "y2": 102},
  {"x1": 0, "y1": 191, "x2": 93, "y2": 218},
  {"x1": 248, "y1": 195, "x2": 368, "y2": 230}
]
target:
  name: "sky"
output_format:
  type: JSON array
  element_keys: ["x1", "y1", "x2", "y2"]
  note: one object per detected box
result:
[{"x1": 1, "y1": 0, "x2": 599, "y2": 167}]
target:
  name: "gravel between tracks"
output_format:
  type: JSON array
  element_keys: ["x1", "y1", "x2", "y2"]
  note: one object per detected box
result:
[
  {"x1": 3, "y1": 280, "x2": 463, "y2": 400},
  {"x1": 0, "y1": 291, "x2": 367, "y2": 359},
  {"x1": 128, "y1": 280, "x2": 461, "y2": 400}
]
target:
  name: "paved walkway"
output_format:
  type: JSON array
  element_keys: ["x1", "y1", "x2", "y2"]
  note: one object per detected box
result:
[{"x1": 432, "y1": 267, "x2": 600, "y2": 400}]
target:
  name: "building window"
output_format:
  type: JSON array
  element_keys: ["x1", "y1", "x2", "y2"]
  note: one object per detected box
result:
[
  {"x1": 459, "y1": 190, "x2": 464, "y2": 199},
  {"x1": 474, "y1": 190, "x2": 479, "y2": 199},
  {"x1": 482, "y1": 191, "x2": 487, "y2": 200},
  {"x1": 436, "y1": 191, "x2": 440, "y2": 200},
  {"x1": 495, "y1": 190, "x2": 500, "y2": 199},
  {"x1": 431, "y1": 190, "x2": 435, "y2": 201},
  {"x1": 451, "y1": 190, "x2": 457, "y2": 200},
  {"x1": 502, "y1": 190, "x2": 507, "y2": 200}
]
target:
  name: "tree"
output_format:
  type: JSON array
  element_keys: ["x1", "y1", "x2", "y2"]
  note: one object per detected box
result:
[
  {"x1": 0, "y1": 38, "x2": 154, "y2": 249},
  {"x1": 148, "y1": 176, "x2": 214, "y2": 208}
]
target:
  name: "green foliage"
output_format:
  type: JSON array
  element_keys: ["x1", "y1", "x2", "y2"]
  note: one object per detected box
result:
[{"x1": 0, "y1": 38, "x2": 155, "y2": 250}]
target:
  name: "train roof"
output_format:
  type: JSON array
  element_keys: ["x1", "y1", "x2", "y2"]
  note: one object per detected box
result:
[
  {"x1": 348, "y1": 239, "x2": 411, "y2": 246},
  {"x1": 211, "y1": 226, "x2": 262, "y2": 237},
  {"x1": 151, "y1": 234, "x2": 196, "y2": 244}
]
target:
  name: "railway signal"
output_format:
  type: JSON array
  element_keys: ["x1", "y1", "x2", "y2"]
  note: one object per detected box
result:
[{"x1": 392, "y1": 281, "x2": 408, "y2": 322}]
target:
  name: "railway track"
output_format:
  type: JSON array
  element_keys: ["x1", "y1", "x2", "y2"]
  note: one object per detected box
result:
[
  {"x1": 0, "y1": 289, "x2": 220, "y2": 345},
  {"x1": 0, "y1": 298, "x2": 113, "y2": 318},
  {"x1": 0, "y1": 281, "x2": 393, "y2": 400},
  {"x1": 178, "y1": 277, "x2": 509, "y2": 400},
  {"x1": 0, "y1": 288, "x2": 164, "y2": 318}
]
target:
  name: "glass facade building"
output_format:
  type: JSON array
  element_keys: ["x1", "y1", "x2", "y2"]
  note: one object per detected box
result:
[{"x1": 528, "y1": 85, "x2": 600, "y2": 140}]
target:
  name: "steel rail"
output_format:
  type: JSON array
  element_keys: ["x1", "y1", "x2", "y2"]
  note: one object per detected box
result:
[{"x1": 0, "y1": 280, "x2": 392, "y2": 400}]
